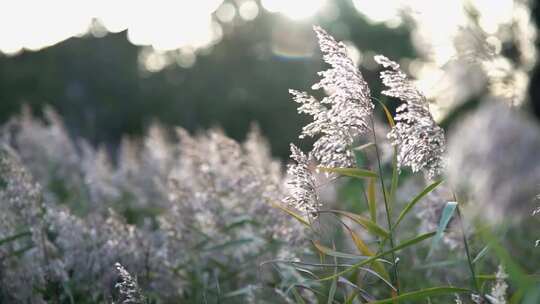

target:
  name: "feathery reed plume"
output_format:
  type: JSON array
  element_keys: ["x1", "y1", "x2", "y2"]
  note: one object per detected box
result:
[
  {"x1": 289, "y1": 26, "x2": 374, "y2": 168},
  {"x1": 1, "y1": 108, "x2": 308, "y2": 301},
  {"x1": 0, "y1": 145, "x2": 49, "y2": 303},
  {"x1": 4, "y1": 105, "x2": 83, "y2": 191},
  {"x1": 375, "y1": 55, "x2": 446, "y2": 179},
  {"x1": 312, "y1": 26, "x2": 373, "y2": 132},
  {"x1": 164, "y1": 128, "x2": 307, "y2": 261},
  {"x1": 485, "y1": 265, "x2": 508, "y2": 304},
  {"x1": 283, "y1": 144, "x2": 320, "y2": 216},
  {"x1": 114, "y1": 263, "x2": 145, "y2": 304}
]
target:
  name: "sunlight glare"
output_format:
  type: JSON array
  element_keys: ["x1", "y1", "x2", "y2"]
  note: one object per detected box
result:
[
  {"x1": 0, "y1": 0, "x2": 224, "y2": 54},
  {"x1": 239, "y1": 1, "x2": 259, "y2": 21},
  {"x1": 261, "y1": 0, "x2": 326, "y2": 20},
  {"x1": 352, "y1": 0, "x2": 401, "y2": 24}
]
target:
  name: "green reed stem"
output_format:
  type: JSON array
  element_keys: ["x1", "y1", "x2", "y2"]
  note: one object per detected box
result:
[
  {"x1": 370, "y1": 116, "x2": 400, "y2": 295},
  {"x1": 456, "y1": 205, "x2": 479, "y2": 293}
]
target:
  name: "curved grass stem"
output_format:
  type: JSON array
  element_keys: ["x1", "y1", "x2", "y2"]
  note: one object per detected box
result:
[
  {"x1": 370, "y1": 116, "x2": 400, "y2": 295},
  {"x1": 456, "y1": 205, "x2": 480, "y2": 293}
]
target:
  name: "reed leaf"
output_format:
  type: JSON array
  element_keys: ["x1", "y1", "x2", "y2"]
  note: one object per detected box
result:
[
  {"x1": 366, "y1": 286, "x2": 470, "y2": 303},
  {"x1": 394, "y1": 180, "x2": 443, "y2": 230},
  {"x1": 428, "y1": 201, "x2": 457, "y2": 257},
  {"x1": 318, "y1": 167, "x2": 378, "y2": 179},
  {"x1": 0, "y1": 230, "x2": 32, "y2": 246},
  {"x1": 318, "y1": 232, "x2": 436, "y2": 282},
  {"x1": 367, "y1": 178, "x2": 377, "y2": 223},
  {"x1": 270, "y1": 200, "x2": 310, "y2": 226},
  {"x1": 312, "y1": 241, "x2": 367, "y2": 260},
  {"x1": 321, "y1": 210, "x2": 389, "y2": 239}
]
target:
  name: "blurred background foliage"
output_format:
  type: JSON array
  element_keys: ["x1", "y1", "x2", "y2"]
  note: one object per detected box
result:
[{"x1": 0, "y1": 0, "x2": 538, "y2": 158}]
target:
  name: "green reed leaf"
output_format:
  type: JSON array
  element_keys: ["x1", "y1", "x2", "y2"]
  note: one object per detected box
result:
[
  {"x1": 4, "y1": 244, "x2": 34, "y2": 259},
  {"x1": 341, "y1": 221, "x2": 391, "y2": 285},
  {"x1": 379, "y1": 101, "x2": 400, "y2": 207},
  {"x1": 353, "y1": 142, "x2": 375, "y2": 151},
  {"x1": 0, "y1": 230, "x2": 32, "y2": 246},
  {"x1": 270, "y1": 201, "x2": 310, "y2": 227},
  {"x1": 472, "y1": 246, "x2": 489, "y2": 264},
  {"x1": 379, "y1": 101, "x2": 396, "y2": 128},
  {"x1": 327, "y1": 255, "x2": 338, "y2": 304},
  {"x1": 313, "y1": 241, "x2": 368, "y2": 260},
  {"x1": 367, "y1": 178, "x2": 377, "y2": 223},
  {"x1": 322, "y1": 210, "x2": 389, "y2": 239},
  {"x1": 318, "y1": 232, "x2": 436, "y2": 282},
  {"x1": 428, "y1": 201, "x2": 457, "y2": 257},
  {"x1": 318, "y1": 167, "x2": 378, "y2": 179},
  {"x1": 367, "y1": 286, "x2": 470, "y2": 303},
  {"x1": 394, "y1": 180, "x2": 443, "y2": 230}
]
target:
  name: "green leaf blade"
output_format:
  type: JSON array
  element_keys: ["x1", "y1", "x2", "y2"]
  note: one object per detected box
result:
[
  {"x1": 367, "y1": 286, "x2": 470, "y2": 304},
  {"x1": 318, "y1": 232, "x2": 436, "y2": 282},
  {"x1": 318, "y1": 167, "x2": 378, "y2": 179},
  {"x1": 394, "y1": 180, "x2": 443, "y2": 230},
  {"x1": 428, "y1": 201, "x2": 458, "y2": 257},
  {"x1": 325, "y1": 210, "x2": 390, "y2": 239},
  {"x1": 313, "y1": 241, "x2": 368, "y2": 260},
  {"x1": 0, "y1": 230, "x2": 32, "y2": 246},
  {"x1": 367, "y1": 178, "x2": 377, "y2": 223},
  {"x1": 270, "y1": 200, "x2": 310, "y2": 227}
]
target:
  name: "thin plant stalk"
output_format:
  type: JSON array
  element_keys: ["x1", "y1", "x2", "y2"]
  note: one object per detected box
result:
[
  {"x1": 370, "y1": 116, "x2": 400, "y2": 295},
  {"x1": 456, "y1": 205, "x2": 479, "y2": 293}
]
